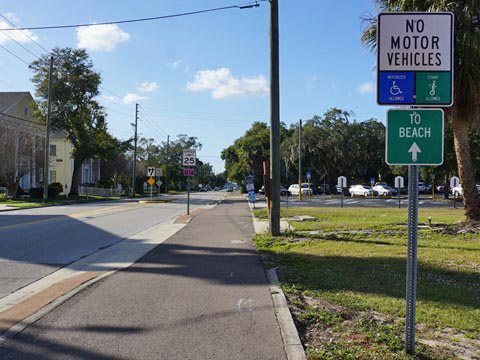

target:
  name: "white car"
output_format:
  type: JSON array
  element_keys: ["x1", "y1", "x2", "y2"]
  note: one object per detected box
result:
[
  {"x1": 288, "y1": 184, "x2": 312, "y2": 196},
  {"x1": 373, "y1": 184, "x2": 397, "y2": 196},
  {"x1": 418, "y1": 182, "x2": 427, "y2": 193},
  {"x1": 451, "y1": 184, "x2": 463, "y2": 197},
  {"x1": 349, "y1": 184, "x2": 375, "y2": 197}
]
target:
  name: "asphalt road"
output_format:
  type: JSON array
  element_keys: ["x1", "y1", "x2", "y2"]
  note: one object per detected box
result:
[
  {"x1": 0, "y1": 195, "x2": 286, "y2": 360},
  {"x1": 0, "y1": 192, "x2": 224, "y2": 299}
]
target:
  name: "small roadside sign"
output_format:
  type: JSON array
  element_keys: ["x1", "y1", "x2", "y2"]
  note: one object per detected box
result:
[
  {"x1": 395, "y1": 176, "x2": 405, "y2": 189},
  {"x1": 386, "y1": 109, "x2": 444, "y2": 165},
  {"x1": 245, "y1": 175, "x2": 255, "y2": 192},
  {"x1": 337, "y1": 176, "x2": 347, "y2": 188},
  {"x1": 306, "y1": 171, "x2": 311, "y2": 180},
  {"x1": 450, "y1": 176, "x2": 459, "y2": 189},
  {"x1": 183, "y1": 149, "x2": 196, "y2": 166},
  {"x1": 370, "y1": 178, "x2": 375, "y2": 186},
  {"x1": 155, "y1": 168, "x2": 163, "y2": 177},
  {"x1": 183, "y1": 168, "x2": 195, "y2": 177},
  {"x1": 377, "y1": 12, "x2": 454, "y2": 106},
  {"x1": 156, "y1": 179, "x2": 163, "y2": 187},
  {"x1": 147, "y1": 177, "x2": 155, "y2": 186},
  {"x1": 147, "y1": 167, "x2": 155, "y2": 177}
]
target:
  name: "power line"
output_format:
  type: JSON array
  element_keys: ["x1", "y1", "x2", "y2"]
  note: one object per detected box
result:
[
  {"x1": 0, "y1": 13, "x2": 50, "y2": 53},
  {"x1": 0, "y1": 78, "x2": 21, "y2": 91},
  {"x1": 0, "y1": 28, "x2": 41, "y2": 59},
  {"x1": 0, "y1": 111, "x2": 45, "y2": 126},
  {"x1": 139, "y1": 114, "x2": 169, "y2": 138},
  {"x1": 0, "y1": 2, "x2": 263, "y2": 31},
  {"x1": 104, "y1": 106, "x2": 132, "y2": 118},
  {"x1": 0, "y1": 43, "x2": 30, "y2": 65}
]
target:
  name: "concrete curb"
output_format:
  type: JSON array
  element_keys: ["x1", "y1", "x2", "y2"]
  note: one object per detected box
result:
[
  {"x1": 248, "y1": 201, "x2": 305, "y2": 360},
  {"x1": 267, "y1": 268, "x2": 306, "y2": 360}
]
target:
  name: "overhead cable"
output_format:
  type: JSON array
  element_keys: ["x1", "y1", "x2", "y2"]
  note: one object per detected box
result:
[{"x1": 0, "y1": 2, "x2": 263, "y2": 31}]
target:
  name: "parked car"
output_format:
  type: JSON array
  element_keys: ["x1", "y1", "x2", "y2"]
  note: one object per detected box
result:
[
  {"x1": 451, "y1": 183, "x2": 480, "y2": 196},
  {"x1": 288, "y1": 184, "x2": 313, "y2": 196},
  {"x1": 317, "y1": 184, "x2": 331, "y2": 194},
  {"x1": 418, "y1": 182, "x2": 426, "y2": 193},
  {"x1": 451, "y1": 184, "x2": 463, "y2": 197},
  {"x1": 302, "y1": 183, "x2": 317, "y2": 195},
  {"x1": 349, "y1": 184, "x2": 376, "y2": 197},
  {"x1": 259, "y1": 185, "x2": 290, "y2": 196},
  {"x1": 435, "y1": 184, "x2": 446, "y2": 192},
  {"x1": 372, "y1": 184, "x2": 397, "y2": 196}
]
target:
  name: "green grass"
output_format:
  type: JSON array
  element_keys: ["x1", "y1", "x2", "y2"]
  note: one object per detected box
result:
[{"x1": 253, "y1": 207, "x2": 479, "y2": 358}]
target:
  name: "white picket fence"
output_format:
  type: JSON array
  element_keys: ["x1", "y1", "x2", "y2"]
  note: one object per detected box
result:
[{"x1": 78, "y1": 186, "x2": 122, "y2": 197}]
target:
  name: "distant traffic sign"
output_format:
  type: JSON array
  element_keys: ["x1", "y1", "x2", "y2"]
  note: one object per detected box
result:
[
  {"x1": 147, "y1": 177, "x2": 155, "y2": 186},
  {"x1": 377, "y1": 12, "x2": 454, "y2": 106},
  {"x1": 147, "y1": 167, "x2": 155, "y2": 177},
  {"x1": 386, "y1": 109, "x2": 444, "y2": 165},
  {"x1": 183, "y1": 149, "x2": 196, "y2": 166},
  {"x1": 183, "y1": 168, "x2": 195, "y2": 177}
]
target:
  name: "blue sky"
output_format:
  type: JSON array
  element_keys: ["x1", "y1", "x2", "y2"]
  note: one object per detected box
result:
[{"x1": 0, "y1": 0, "x2": 385, "y2": 172}]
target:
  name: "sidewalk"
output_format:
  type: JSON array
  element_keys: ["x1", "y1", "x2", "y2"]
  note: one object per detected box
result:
[{"x1": 0, "y1": 195, "x2": 287, "y2": 359}]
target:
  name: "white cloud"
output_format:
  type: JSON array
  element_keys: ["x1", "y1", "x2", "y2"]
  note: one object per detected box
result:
[
  {"x1": 305, "y1": 76, "x2": 319, "y2": 92},
  {"x1": 123, "y1": 93, "x2": 147, "y2": 104},
  {"x1": 4, "y1": 13, "x2": 19, "y2": 23},
  {"x1": 76, "y1": 24, "x2": 130, "y2": 52},
  {"x1": 358, "y1": 82, "x2": 374, "y2": 94},
  {"x1": 186, "y1": 68, "x2": 268, "y2": 99},
  {"x1": 167, "y1": 59, "x2": 183, "y2": 68},
  {"x1": 0, "y1": 13, "x2": 39, "y2": 45},
  {"x1": 137, "y1": 82, "x2": 158, "y2": 92}
]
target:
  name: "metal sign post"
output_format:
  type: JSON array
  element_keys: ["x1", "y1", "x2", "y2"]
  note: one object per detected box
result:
[
  {"x1": 450, "y1": 176, "x2": 459, "y2": 209},
  {"x1": 406, "y1": 165, "x2": 419, "y2": 354},
  {"x1": 395, "y1": 176, "x2": 404, "y2": 209},
  {"x1": 337, "y1": 176, "x2": 346, "y2": 208},
  {"x1": 187, "y1": 177, "x2": 190, "y2": 215}
]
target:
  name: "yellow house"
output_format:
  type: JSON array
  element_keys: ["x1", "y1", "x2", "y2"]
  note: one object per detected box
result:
[{"x1": 49, "y1": 131, "x2": 100, "y2": 195}]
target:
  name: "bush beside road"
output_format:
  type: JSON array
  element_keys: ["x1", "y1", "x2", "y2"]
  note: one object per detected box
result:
[{"x1": 253, "y1": 207, "x2": 479, "y2": 359}]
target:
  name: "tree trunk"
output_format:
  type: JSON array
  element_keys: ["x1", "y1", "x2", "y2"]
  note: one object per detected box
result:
[
  {"x1": 452, "y1": 117, "x2": 480, "y2": 220},
  {"x1": 69, "y1": 156, "x2": 85, "y2": 197}
]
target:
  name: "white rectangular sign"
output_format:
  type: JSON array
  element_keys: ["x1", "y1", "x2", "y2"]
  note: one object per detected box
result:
[
  {"x1": 147, "y1": 167, "x2": 155, "y2": 177},
  {"x1": 183, "y1": 149, "x2": 196, "y2": 166},
  {"x1": 378, "y1": 12, "x2": 453, "y2": 72}
]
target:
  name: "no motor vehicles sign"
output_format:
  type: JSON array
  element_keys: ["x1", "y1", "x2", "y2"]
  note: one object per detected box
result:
[{"x1": 377, "y1": 12, "x2": 453, "y2": 106}]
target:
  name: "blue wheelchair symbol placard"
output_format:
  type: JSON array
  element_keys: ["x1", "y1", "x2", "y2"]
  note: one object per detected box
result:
[{"x1": 378, "y1": 72, "x2": 414, "y2": 104}]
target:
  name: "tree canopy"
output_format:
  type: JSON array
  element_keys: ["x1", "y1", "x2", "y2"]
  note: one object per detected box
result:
[{"x1": 30, "y1": 47, "x2": 128, "y2": 195}]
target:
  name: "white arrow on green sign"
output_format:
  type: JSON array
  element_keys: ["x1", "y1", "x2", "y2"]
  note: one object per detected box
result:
[{"x1": 386, "y1": 109, "x2": 444, "y2": 165}]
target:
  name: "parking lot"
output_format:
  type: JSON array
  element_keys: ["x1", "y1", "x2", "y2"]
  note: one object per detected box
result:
[{"x1": 254, "y1": 194, "x2": 463, "y2": 209}]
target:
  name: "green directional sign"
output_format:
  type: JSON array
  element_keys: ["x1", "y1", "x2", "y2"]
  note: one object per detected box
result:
[{"x1": 386, "y1": 109, "x2": 444, "y2": 165}]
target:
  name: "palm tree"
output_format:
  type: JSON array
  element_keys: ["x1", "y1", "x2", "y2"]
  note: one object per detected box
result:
[{"x1": 362, "y1": 1, "x2": 480, "y2": 220}]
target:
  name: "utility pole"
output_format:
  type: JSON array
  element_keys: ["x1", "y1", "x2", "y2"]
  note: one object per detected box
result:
[
  {"x1": 298, "y1": 119, "x2": 302, "y2": 202},
  {"x1": 132, "y1": 103, "x2": 138, "y2": 197},
  {"x1": 269, "y1": 0, "x2": 280, "y2": 236},
  {"x1": 43, "y1": 56, "x2": 54, "y2": 203},
  {"x1": 165, "y1": 135, "x2": 169, "y2": 194}
]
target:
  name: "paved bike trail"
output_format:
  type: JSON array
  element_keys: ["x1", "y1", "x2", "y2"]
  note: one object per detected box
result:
[{"x1": 0, "y1": 196, "x2": 286, "y2": 359}]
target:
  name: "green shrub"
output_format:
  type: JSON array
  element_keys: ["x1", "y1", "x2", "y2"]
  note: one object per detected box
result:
[
  {"x1": 0, "y1": 193, "x2": 7, "y2": 202},
  {"x1": 48, "y1": 182, "x2": 63, "y2": 198}
]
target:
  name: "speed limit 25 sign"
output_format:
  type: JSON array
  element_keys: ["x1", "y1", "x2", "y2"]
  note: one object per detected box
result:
[{"x1": 183, "y1": 149, "x2": 196, "y2": 166}]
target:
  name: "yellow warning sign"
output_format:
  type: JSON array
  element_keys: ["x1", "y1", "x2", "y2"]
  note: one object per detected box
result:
[{"x1": 147, "y1": 177, "x2": 155, "y2": 186}]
